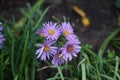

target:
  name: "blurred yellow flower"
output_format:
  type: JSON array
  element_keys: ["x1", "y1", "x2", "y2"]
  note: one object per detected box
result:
[
  {"x1": 73, "y1": 6, "x2": 90, "y2": 27},
  {"x1": 73, "y1": 6, "x2": 86, "y2": 17},
  {"x1": 81, "y1": 17, "x2": 90, "y2": 27}
]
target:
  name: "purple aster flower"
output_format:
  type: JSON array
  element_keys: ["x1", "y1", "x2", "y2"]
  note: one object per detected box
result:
[
  {"x1": 43, "y1": 22, "x2": 60, "y2": 40},
  {"x1": 0, "y1": 27, "x2": 3, "y2": 31},
  {"x1": 60, "y1": 22, "x2": 75, "y2": 39},
  {"x1": 66, "y1": 35, "x2": 81, "y2": 45},
  {"x1": 0, "y1": 23, "x2": 5, "y2": 49},
  {"x1": 35, "y1": 40, "x2": 57, "y2": 61},
  {"x1": 52, "y1": 48, "x2": 65, "y2": 66},
  {"x1": 36, "y1": 28, "x2": 44, "y2": 37},
  {"x1": 62, "y1": 40, "x2": 81, "y2": 61}
]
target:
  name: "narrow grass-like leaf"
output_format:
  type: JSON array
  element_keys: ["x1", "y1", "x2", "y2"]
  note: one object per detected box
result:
[
  {"x1": 6, "y1": 27, "x2": 14, "y2": 39},
  {"x1": 26, "y1": 3, "x2": 32, "y2": 12},
  {"x1": 112, "y1": 43, "x2": 120, "y2": 49},
  {"x1": 98, "y1": 29, "x2": 120, "y2": 71},
  {"x1": 47, "y1": 77, "x2": 67, "y2": 80},
  {"x1": 98, "y1": 29, "x2": 120, "y2": 55},
  {"x1": 101, "y1": 74, "x2": 114, "y2": 80},
  {"x1": 82, "y1": 45, "x2": 97, "y2": 57},
  {"x1": 52, "y1": 16, "x2": 62, "y2": 23},
  {"x1": 25, "y1": 64, "x2": 29, "y2": 80},
  {"x1": 0, "y1": 57, "x2": 9, "y2": 80},
  {"x1": 15, "y1": 0, "x2": 44, "y2": 28},
  {"x1": 0, "y1": 51, "x2": 4, "y2": 80},
  {"x1": 81, "y1": 63, "x2": 86, "y2": 80},
  {"x1": 32, "y1": 7, "x2": 49, "y2": 31},
  {"x1": 11, "y1": 39, "x2": 16, "y2": 77},
  {"x1": 31, "y1": 59, "x2": 35, "y2": 80},
  {"x1": 114, "y1": 71, "x2": 120, "y2": 80},
  {"x1": 95, "y1": 64, "x2": 101, "y2": 80},
  {"x1": 114, "y1": 56, "x2": 119, "y2": 80},
  {"x1": 18, "y1": 31, "x2": 29, "y2": 79},
  {"x1": 53, "y1": 71, "x2": 59, "y2": 79},
  {"x1": 58, "y1": 67, "x2": 64, "y2": 80},
  {"x1": 14, "y1": 75, "x2": 18, "y2": 80}
]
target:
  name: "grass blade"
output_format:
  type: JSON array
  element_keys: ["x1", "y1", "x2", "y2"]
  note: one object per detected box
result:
[
  {"x1": 58, "y1": 67, "x2": 64, "y2": 80},
  {"x1": 11, "y1": 39, "x2": 16, "y2": 77},
  {"x1": 81, "y1": 63, "x2": 86, "y2": 80},
  {"x1": 18, "y1": 31, "x2": 29, "y2": 79},
  {"x1": 95, "y1": 64, "x2": 101, "y2": 80},
  {"x1": 32, "y1": 7, "x2": 49, "y2": 31},
  {"x1": 101, "y1": 74, "x2": 114, "y2": 80},
  {"x1": 98, "y1": 29, "x2": 120, "y2": 71},
  {"x1": 114, "y1": 56, "x2": 119, "y2": 80}
]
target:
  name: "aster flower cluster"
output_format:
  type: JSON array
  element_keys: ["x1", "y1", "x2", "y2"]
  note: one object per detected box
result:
[
  {"x1": 0, "y1": 22, "x2": 5, "y2": 49},
  {"x1": 36, "y1": 21, "x2": 81, "y2": 66}
]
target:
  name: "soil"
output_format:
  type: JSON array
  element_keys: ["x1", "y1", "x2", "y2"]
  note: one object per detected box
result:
[{"x1": 0, "y1": 0, "x2": 119, "y2": 79}]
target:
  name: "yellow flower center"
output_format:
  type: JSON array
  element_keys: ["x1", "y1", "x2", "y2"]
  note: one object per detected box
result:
[
  {"x1": 64, "y1": 30, "x2": 69, "y2": 36},
  {"x1": 67, "y1": 45, "x2": 74, "y2": 53},
  {"x1": 44, "y1": 46, "x2": 49, "y2": 52},
  {"x1": 48, "y1": 29, "x2": 54, "y2": 35}
]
